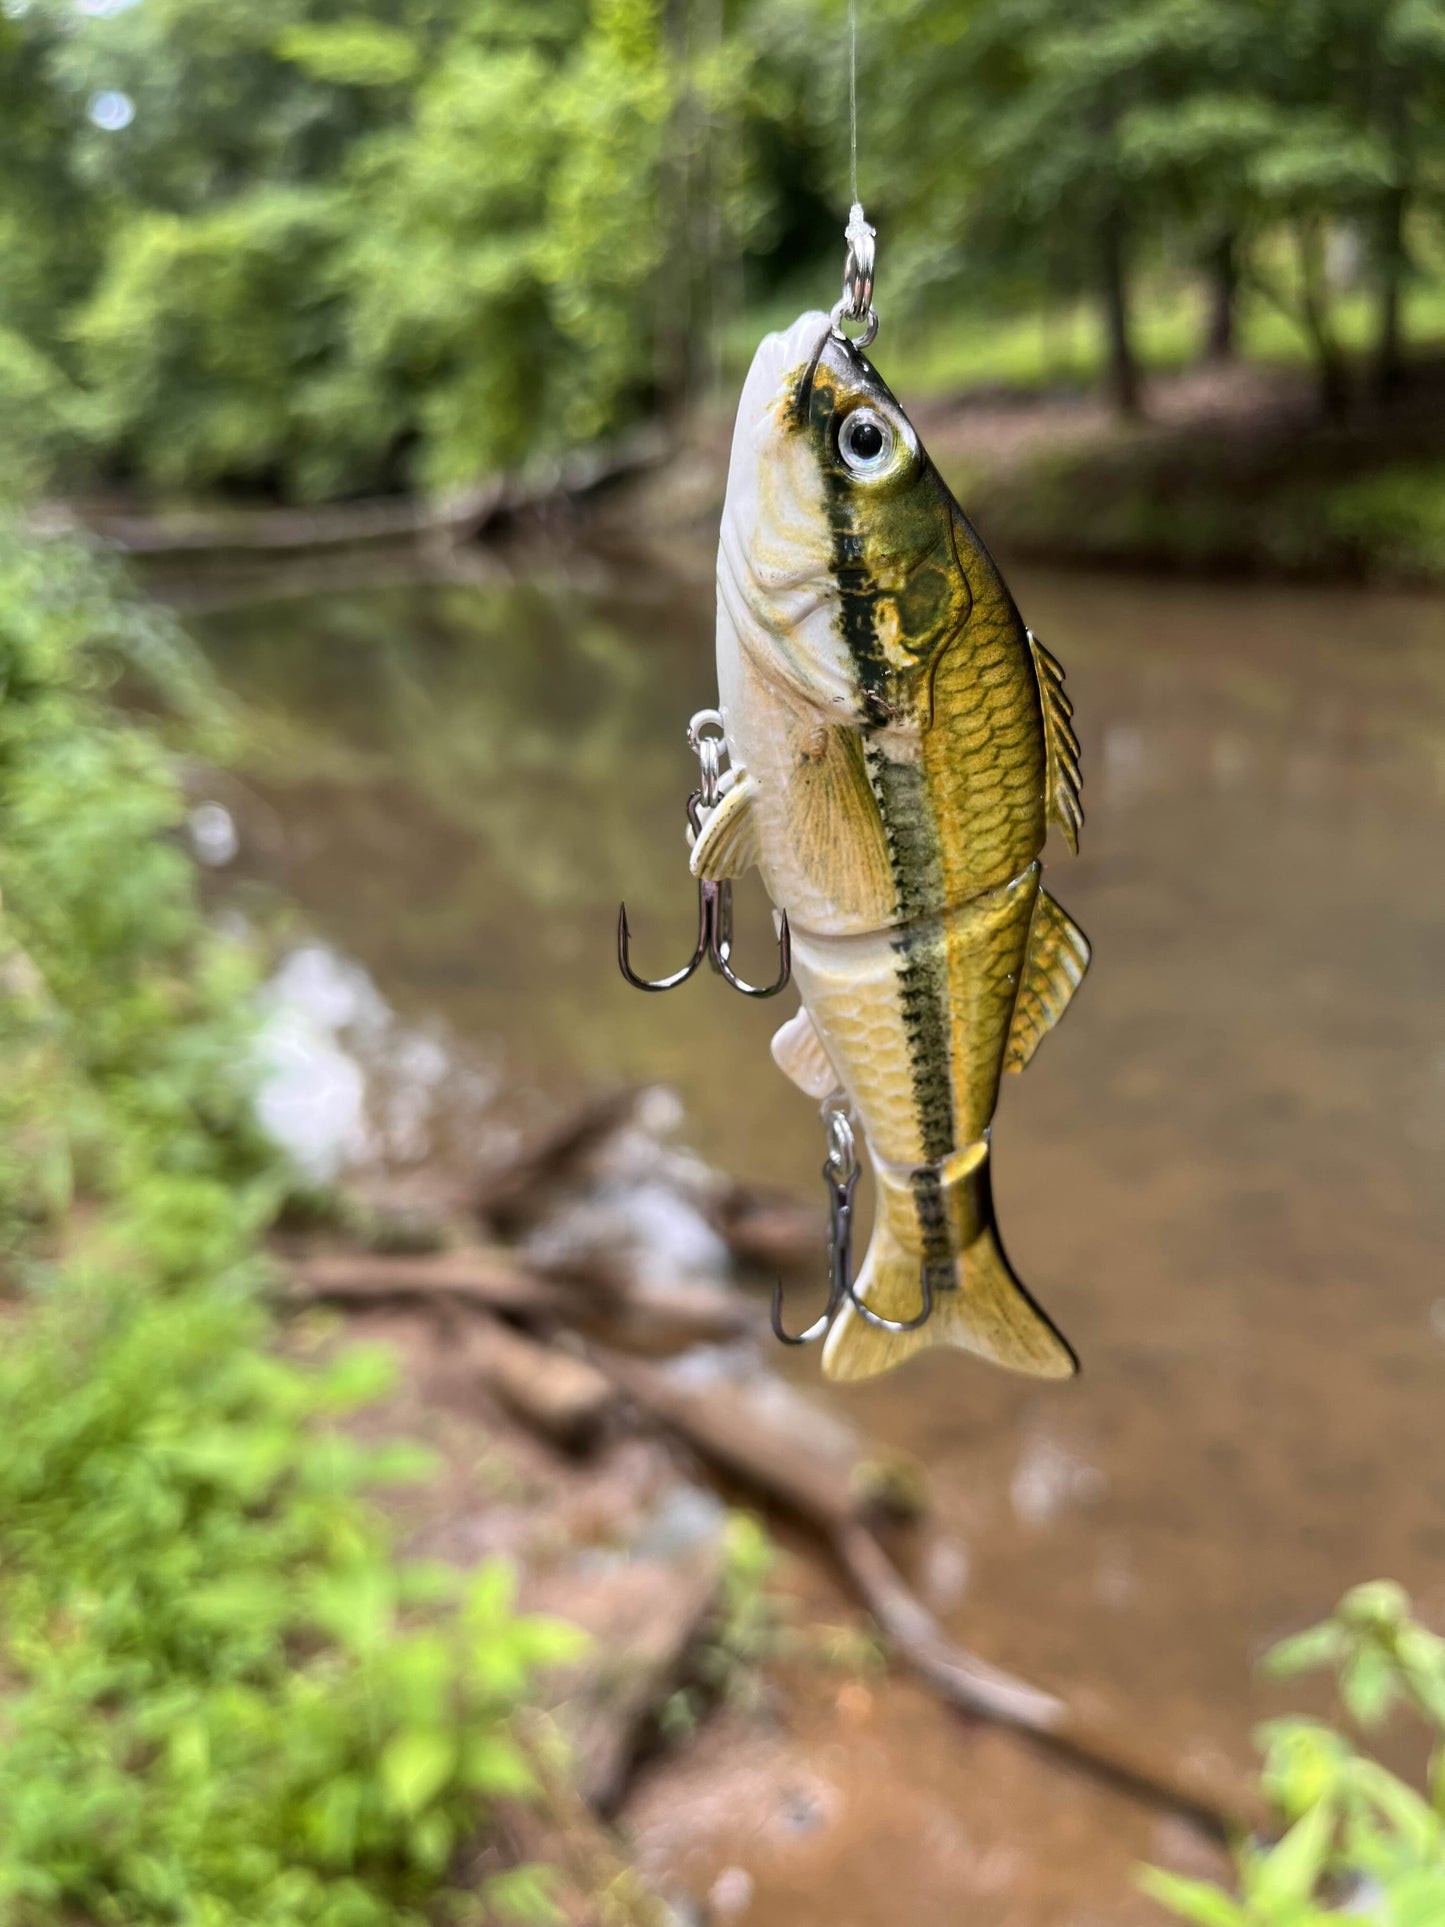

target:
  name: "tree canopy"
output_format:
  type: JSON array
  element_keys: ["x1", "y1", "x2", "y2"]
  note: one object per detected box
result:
[{"x1": 2, "y1": 0, "x2": 1443, "y2": 500}]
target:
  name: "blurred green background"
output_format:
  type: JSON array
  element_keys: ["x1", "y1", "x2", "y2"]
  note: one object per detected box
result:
[{"x1": 3, "y1": 0, "x2": 1445, "y2": 543}]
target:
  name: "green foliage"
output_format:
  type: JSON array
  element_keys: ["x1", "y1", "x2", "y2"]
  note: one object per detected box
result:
[
  {"x1": 661, "y1": 1512, "x2": 788, "y2": 1735},
  {"x1": 5, "y1": 0, "x2": 1445, "y2": 494},
  {"x1": 1325, "y1": 462, "x2": 1445, "y2": 576},
  {"x1": 338, "y1": 1, "x2": 676, "y2": 488},
  {"x1": 74, "y1": 189, "x2": 390, "y2": 501},
  {"x1": 1141, "y1": 1582, "x2": 1445, "y2": 1927},
  {"x1": 10, "y1": 0, "x2": 685, "y2": 496},
  {"x1": 0, "y1": 519, "x2": 580, "y2": 1924}
]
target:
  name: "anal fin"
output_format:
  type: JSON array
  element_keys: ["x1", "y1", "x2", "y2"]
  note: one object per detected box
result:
[
  {"x1": 1005, "y1": 888, "x2": 1090, "y2": 1072},
  {"x1": 689, "y1": 770, "x2": 760, "y2": 880},
  {"x1": 770, "y1": 1006, "x2": 840, "y2": 1100}
]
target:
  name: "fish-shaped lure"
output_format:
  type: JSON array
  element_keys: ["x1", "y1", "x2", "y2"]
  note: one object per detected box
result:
[{"x1": 694, "y1": 312, "x2": 1089, "y2": 1384}]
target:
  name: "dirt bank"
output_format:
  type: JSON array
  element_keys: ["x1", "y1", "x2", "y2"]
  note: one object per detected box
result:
[{"x1": 594, "y1": 353, "x2": 1445, "y2": 585}]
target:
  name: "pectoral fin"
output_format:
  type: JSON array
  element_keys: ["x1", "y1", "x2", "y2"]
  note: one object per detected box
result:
[
  {"x1": 1028, "y1": 630, "x2": 1083, "y2": 854},
  {"x1": 770, "y1": 1006, "x2": 840, "y2": 1099},
  {"x1": 1005, "y1": 888, "x2": 1090, "y2": 1072},
  {"x1": 689, "y1": 770, "x2": 761, "y2": 880}
]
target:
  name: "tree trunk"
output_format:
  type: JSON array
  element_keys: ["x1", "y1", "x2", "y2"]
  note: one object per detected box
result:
[
  {"x1": 1295, "y1": 220, "x2": 1348, "y2": 423},
  {"x1": 1100, "y1": 209, "x2": 1140, "y2": 415},
  {"x1": 1372, "y1": 185, "x2": 1407, "y2": 402},
  {"x1": 1372, "y1": 71, "x2": 1410, "y2": 404},
  {"x1": 1204, "y1": 233, "x2": 1237, "y2": 362}
]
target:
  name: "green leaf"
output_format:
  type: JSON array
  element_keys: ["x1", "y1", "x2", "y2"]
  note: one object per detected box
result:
[
  {"x1": 308, "y1": 1566, "x2": 397, "y2": 1653},
  {"x1": 463, "y1": 1735, "x2": 538, "y2": 1799},
  {"x1": 1257, "y1": 1719, "x2": 1349, "y2": 1817},
  {"x1": 315, "y1": 1343, "x2": 397, "y2": 1414},
  {"x1": 1386, "y1": 1870, "x2": 1445, "y2": 1927},
  {"x1": 380, "y1": 1727, "x2": 457, "y2": 1819},
  {"x1": 465, "y1": 1559, "x2": 518, "y2": 1628},
  {"x1": 361, "y1": 1438, "x2": 443, "y2": 1487},
  {"x1": 1250, "y1": 1801, "x2": 1334, "y2": 1908},
  {"x1": 1266, "y1": 1624, "x2": 1345, "y2": 1680},
  {"x1": 409, "y1": 1806, "x2": 455, "y2": 1873},
  {"x1": 1346, "y1": 1757, "x2": 1442, "y2": 1855},
  {"x1": 1342, "y1": 1648, "x2": 1398, "y2": 1727},
  {"x1": 1135, "y1": 1867, "x2": 1247, "y2": 1927},
  {"x1": 275, "y1": 23, "x2": 419, "y2": 88},
  {"x1": 1339, "y1": 1583, "x2": 1411, "y2": 1634}
]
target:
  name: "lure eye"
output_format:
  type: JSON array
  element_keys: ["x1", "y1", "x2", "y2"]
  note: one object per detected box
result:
[{"x1": 837, "y1": 407, "x2": 895, "y2": 477}]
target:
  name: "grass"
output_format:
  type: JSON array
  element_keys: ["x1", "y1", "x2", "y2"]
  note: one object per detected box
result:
[{"x1": 723, "y1": 268, "x2": 1445, "y2": 399}]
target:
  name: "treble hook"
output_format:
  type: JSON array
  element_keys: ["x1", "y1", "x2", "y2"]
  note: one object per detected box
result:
[
  {"x1": 772, "y1": 1111, "x2": 935, "y2": 1345},
  {"x1": 617, "y1": 710, "x2": 791, "y2": 1000}
]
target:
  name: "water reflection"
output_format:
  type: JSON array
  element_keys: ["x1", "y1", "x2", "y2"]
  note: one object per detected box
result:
[
  {"x1": 254, "y1": 939, "x2": 503, "y2": 1184},
  {"x1": 195, "y1": 561, "x2": 808, "y2": 1192}
]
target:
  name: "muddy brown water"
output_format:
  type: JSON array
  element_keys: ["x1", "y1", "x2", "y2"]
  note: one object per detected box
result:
[{"x1": 185, "y1": 547, "x2": 1445, "y2": 1924}]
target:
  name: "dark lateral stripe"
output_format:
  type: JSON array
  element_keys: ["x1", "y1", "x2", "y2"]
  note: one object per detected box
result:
[
  {"x1": 909, "y1": 1164, "x2": 957, "y2": 1278},
  {"x1": 802, "y1": 353, "x2": 958, "y2": 1197},
  {"x1": 865, "y1": 745, "x2": 953, "y2": 1166}
]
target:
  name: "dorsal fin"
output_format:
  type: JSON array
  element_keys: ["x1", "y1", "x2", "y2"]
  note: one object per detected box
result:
[
  {"x1": 689, "y1": 770, "x2": 761, "y2": 880},
  {"x1": 1027, "y1": 630, "x2": 1083, "y2": 855},
  {"x1": 1005, "y1": 887, "x2": 1090, "y2": 1072}
]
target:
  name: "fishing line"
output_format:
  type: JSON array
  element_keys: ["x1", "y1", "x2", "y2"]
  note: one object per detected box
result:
[
  {"x1": 849, "y1": 0, "x2": 859, "y2": 208},
  {"x1": 830, "y1": 0, "x2": 877, "y2": 350}
]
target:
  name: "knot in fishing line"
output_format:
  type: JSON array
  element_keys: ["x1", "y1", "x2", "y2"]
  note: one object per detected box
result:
[
  {"x1": 831, "y1": 203, "x2": 878, "y2": 349},
  {"x1": 830, "y1": 5, "x2": 877, "y2": 348}
]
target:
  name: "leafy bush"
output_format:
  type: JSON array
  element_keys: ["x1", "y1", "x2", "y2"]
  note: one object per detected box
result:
[
  {"x1": 0, "y1": 518, "x2": 580, "y2": 1924},
  {"x1": 1142, "y1": 1582, "x2": 1445, "y2": 1927},
  {"x1": 1327, "y1": 465, "x2": 1445, "y2": 580}
]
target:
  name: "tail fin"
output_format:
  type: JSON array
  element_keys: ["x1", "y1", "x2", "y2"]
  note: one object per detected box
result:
[{"x1": 820, "y1": 1147, "x2": 1077, "y2": 1385}]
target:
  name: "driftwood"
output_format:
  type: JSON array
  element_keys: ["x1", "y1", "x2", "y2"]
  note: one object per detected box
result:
[
  {"x1": 706, "y1": 1180, "x2": 823, "y2": 1273},
  {"x1": 291, "y1": 1235, "x2": 1259, "y2": 1840},
  {"x1": 474, "y1": 1084, "x2": 825, "y2": 1275},
  {"x1": 463, "y1": 1315, "x2": 616, "y2": 1450},
  {"x1": 41, "y1": 428, "x2": 667, "y2": 561},
  {"x1": 475, "y1": 1088, "x2": 643, "y2": 1234},
  {"x1": 287, "y1": 1245, "x2": 753, "y2": 1352},
  {"x1": 289, "y1": 1246, "x2": 575, "y2": 1318},
  {"x1": 588, "y1": 1350, "x2": 1262, "y2": 1843}
]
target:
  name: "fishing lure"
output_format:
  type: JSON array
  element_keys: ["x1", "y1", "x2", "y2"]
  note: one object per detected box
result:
[{"x1": 620, "y1": 213, "x2": 1089, "y2": 1383}]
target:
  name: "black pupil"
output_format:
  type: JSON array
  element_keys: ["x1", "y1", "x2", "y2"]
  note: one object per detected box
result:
[{"x1": 846, "y1": 418, "x2": 884, "y2": 461}]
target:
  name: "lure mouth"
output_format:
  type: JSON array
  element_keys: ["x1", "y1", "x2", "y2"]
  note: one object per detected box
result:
[{"x1": 738, "y1": 310, "x2": 835, "y2": 430}]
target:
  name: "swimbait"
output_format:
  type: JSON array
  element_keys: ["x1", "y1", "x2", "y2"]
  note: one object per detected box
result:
[{"x1": 693, "y1": 311, "x2": 1089, "y2": 1383}]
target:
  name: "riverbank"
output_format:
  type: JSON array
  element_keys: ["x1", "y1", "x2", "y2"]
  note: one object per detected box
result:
[
  {"x1": 596, "y1": 351, "x2": 1445, "y2": 585},
  {"x1": 286, "y1": 1084, "x2": 1238, "y2": 1927},
  {"x1": 59, "y1": 345, "x2": 1445, "y2": 589}
]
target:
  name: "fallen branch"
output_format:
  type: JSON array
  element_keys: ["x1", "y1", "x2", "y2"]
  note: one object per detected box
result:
[
  {"x1": 463, "y1": 1315, "x2": 616, "y2": 1450},
  {"x1": 289, "y1": 1246, "x2": 574, "y2": 1319},
  {"x1": 38, "y1": 428, "x2": 668, "y2": 560},
  {"x1": 588, "y1": 1350, "x2": 1261, "y2": 1842},
  {"x1": 476, "y1": 1088, "x2": 642, "y2": 1234},
  {"x1": 288, "y1": 1240, "x2": 1256, "y2": 1835},
  {"x1": 706, "y1": 1180, "x2": 823, "y2": 1273},
  {"x1": 286, "y1": 1245, "x2": 754, "y2": 1351}
]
